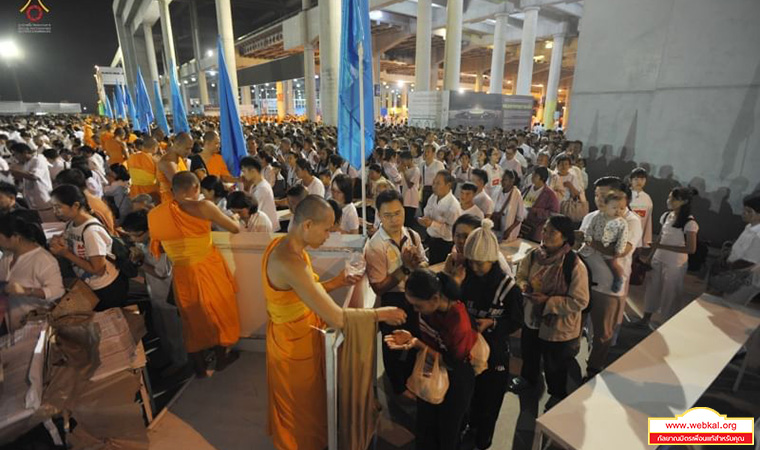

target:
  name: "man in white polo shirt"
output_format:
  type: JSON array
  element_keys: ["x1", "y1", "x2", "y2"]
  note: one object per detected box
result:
[
  {"x1": 295, "y1": 157, "x2": 325, "y2": 197},
  {"x1": 471, "y1": 168, "x2": 494, "y2": 219},
  {"x1": 419, "y1": 144, "x2": 445, "y2": 210},
  {"x1": 9, "y1": 143, "x2": 54, "y2": 222},
  {"x1": 418, "y1": 170, "x2": 462, "y2": 264},
  {"x1": 578, "y1": 177, "x2": 642, "y2": 377},
  {"x1": 240, "y1": 156, "x2": 280, "y2": 232}
]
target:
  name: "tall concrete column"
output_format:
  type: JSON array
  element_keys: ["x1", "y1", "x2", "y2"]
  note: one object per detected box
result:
[
  {"x1": 190, "y1": 0, "x2": 210, "y2": 107},
  {"x1": 401, "y1": 84, "x2": 408, "y2": 112},
  {"x1": 142, "y1": 23, "x2": 160, "y2": 88},
  {"x1": 301, "y1": 0, "x2": 317, "y2": 122},
  {"x1": 474, "y1": 72, "x2": 483, "y2": 92},
  {"x1": 113, "y1": 14, "x2": 137, "y2": 89},
  {"x1": 489, "y1": 12, "x2": 509, "y2": 94},
  {"x1": 431, "y1": 62, "x2": 438, "y2": 90},
  {"x1": 276, "y1": 81, "x2": 286, "y2": 120},
  {"x1": 442, "y1": 0, "x2": 464, "y2": 91},
  {"x1": 373, "y1": 52, "x2": 381, "y2": 118},
  {"x1": 158, "y1": 0, "x2": 178, "y2": 77},
  {"x1": 543, "y1": 33, "x2": 565, "y2": 129},
  {"x1": 414, "y1": 0, "x2": 432, "y2": 91},
  {"x1": 241, "y1": 86, "x2": 252, "y2": 108},
  {"x1": 515, "y1": 6, "x2": 539, "y2": 96},
  {"x1": 216, "y1": 0, "x2": 239, "y2": 105},
  {"x1": 318, "y1": 0, "x2": 341, "y2": 125},
  {"x1": 253, "y1": 85, "x2": 261, "y2": 115}
]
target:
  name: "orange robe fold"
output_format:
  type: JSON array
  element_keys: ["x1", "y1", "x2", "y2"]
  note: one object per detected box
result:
[
  {"x1": 104, "y1": 137, "x2": 127, "y2": 165},
  {"x1": 203, "y1": 154, "x2": 232, "y2": 178},
  {"x1": 157, "y1": 157, "x2": 188, "y2": 203},
  {"x1": 262, "y1": 236, "x2": 327, "y2": 450},
  {"x1": 127, "y1": 152, "x2": 159, "y2": 198},
  {"x1": 148, "y1": 201, "x2": 240, "y2": 353}
]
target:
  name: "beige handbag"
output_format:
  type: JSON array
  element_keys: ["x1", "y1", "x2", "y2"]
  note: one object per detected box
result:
[
  {"x1": 560, "y1": 198, "x2": 589, "y2": 223},
  {"x1": 406, "y1": 346, "x2": 449, "y2": 404}
]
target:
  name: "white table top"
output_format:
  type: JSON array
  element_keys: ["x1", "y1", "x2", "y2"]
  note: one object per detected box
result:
[{"x1": 535, "y1": 295, "x2": 760, "y2": 450}]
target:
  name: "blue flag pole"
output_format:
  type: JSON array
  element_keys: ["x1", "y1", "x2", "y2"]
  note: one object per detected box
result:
[
  {"x1": 358, "y1": 40, "x2": 367, "y2": 237},
  {"x1": 153, "y1": 80, "x2": 170, "y2": 136},
  {"x1": 216, "y1": 36, "x2": 247, "y2": 176}
]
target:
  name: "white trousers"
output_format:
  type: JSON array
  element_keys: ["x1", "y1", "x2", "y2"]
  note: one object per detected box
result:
[{"x1": 643, "y1": 258, "x2": 688, "y2": 320}]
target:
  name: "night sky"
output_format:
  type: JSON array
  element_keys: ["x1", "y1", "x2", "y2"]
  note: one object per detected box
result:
[{"x1": 0, "y1": 0, "x2": 118, "y2": 112}]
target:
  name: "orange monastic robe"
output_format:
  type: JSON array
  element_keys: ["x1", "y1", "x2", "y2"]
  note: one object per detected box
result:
[
  {"x1": 148, "y1": 201, "x2": 240, "y2": 353},
  {"x1": 84, "y1": 125, "x2": 95, "y2": 148},
  {"x1": 127, "y1": 152, "x2": 159, "y2": 198},
  {"x1": 157, "y1": 157, "x2": 188, "y2": 203},
  {"x1": 262, "y1": 236, "x2": 327, "y2": 450},
  {"x1": 104, "y1": 136, "x2": 128, "y2": 165}
]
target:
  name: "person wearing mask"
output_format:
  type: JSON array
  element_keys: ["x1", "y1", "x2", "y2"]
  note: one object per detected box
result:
[
  {"x1": 420, "y1": 144, "x2": 446, "y2": 209},
  {"x1": 330, "y1": 174, "x2": 360, "y2": 234},
  {"x1": 522, "y1": 167, "x2": 560, "y2": 242},
  {"x1": 0, "y1": 214, "x2": 65, "y2": 330},
  {"x1": 460, "y1": 219, "x2": 523, "y2": 450},
  {"x1": 419, "y1": 171, "x2": 462, "y2": 264},
  {"x1": 9, "y1": 143, "x2": 55, "y2": 222},
  {"x1": 48, "y1": 184, "x2": 128, "y2": 310},
  {"x1": 638, "y1": 187, "x2": 699, "y2": 326},
  {"x1": 227, "y1": 191, "x2": 274, "y2": 233},
  {"x1": 578, "y1": 177, "x2": 643, "y2": 376},
  {"x1": 492, "y1": 169, "x2": 526, "y2": 243},
  {"x1": 516, "y1": 215, "x2": 590, "y2": 410},
  {"x1": 122, "y1": 211, "x2": 188, "y2": 373},
  {"x1": 0, "y1": 181, "x2": 42, "y2": 224},
  {"x1": 240, "y1": 157, "x2": 281, "y2": 232},
  {"x1": 385, "y1": 269, "x2": 478, "y2": 450},
  {"x1": 365, "y1": 189, "x2": 427, "y2": 398},
  {"x1": 295, "y1": 157, "x2": 325, "y2": 197}
]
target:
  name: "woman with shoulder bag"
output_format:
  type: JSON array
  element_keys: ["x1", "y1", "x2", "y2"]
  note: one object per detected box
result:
[
  {"x1": 551, "y1": 155, "x2": 588, "y2": 223},
  {"x1": 385, "y1": 269, "x2": 479, "y2": 450},
  {"x1": 48, "y1": 184, "x2": 129, "y2": 311},
  {"x1": 460, "y1": 220, "x2": 523, "y2": 450}
]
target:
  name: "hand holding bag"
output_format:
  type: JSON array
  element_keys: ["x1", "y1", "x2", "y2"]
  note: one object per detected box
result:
[{"x1": 406, "y1": 345, "x2": 449, "y2": 404}]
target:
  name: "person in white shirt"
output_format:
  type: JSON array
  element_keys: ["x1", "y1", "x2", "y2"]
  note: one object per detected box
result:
[
  {"x1": 419, "y1": 170, "x2": 462, "y2": 264},
  {"x1": 122, "y1": 211, "x2": 187, "y2": 370},
  {"x1": 419, "y1": 144, "x2": 446, "y2": 209},
  {"x1": 227, "y1": 191, "x2": 274, "y2": 233},
  {"x1": 327, "y1": 154, "x2": 345, "y2": 183},
  {"x1": 459, "y1": 183, "x2": 485, "y2": 219},
  {"x1": 9, "y1": 143, "x2": 55, "y2": 222},
  {"x1": 399, "y1": 151, "x2": 421, "y2": 228},
  {"x1": 484, "y1": 148, "x2": 504, "y2": 200},
  {"x1": 382, "y1": 148, "x2": 404, "y2": 191},
  {"x1": 453, "y1": 151, "x2": 474, "y2": 197},
  {"x1": 240, "y1": 156, "x2": 281, "y2": 232},
  {"x1": 508, "y1": 136, "x2": 531, "y2": 168},
  {"x1": 628, "y1": 168, "x2": 653, "y2": 249},
  {"x1": 296, "y1": 157, "x2": 325, "y2": 197},
  {"x1": 550, "y1": 154, "x2": 584, "y2": 205},
  {"x1": 492, "y1": 169, "x2": 527, "y2": 242},
  {"x1": 43, "y1": 148, "x2": 68, "y2": 181},
  {"x1": 364, "y1": 189, "x2": 427, "y2": 396},
  {"x1": 330, "y1": 174, "x2": 360, "y2": 234},
  {"x1": 48, "y1": 184, "x2": 129, "y2": 311},
  {"x1": 0, "y1": 214, "x2": 65, "y2": 330},
  {"x1": 578, "y1": 177, "x2": 642, "y2": 376},
  {"x1": 499, "y1": 145, "x2": 523, "y2": 180},
  {"x1": 471, "y1": 169, "x2": 495, "y2": 219}
]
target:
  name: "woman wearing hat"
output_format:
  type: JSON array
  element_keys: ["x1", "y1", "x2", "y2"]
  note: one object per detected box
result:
[
  {"x1": 515, "y1": 215, "x2": 590, "y2": 411},
  {"x1": 460, "y1": 219, "x2": 524, "y2": 450}
]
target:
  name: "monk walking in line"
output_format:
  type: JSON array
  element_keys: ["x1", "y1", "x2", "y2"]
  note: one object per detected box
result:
[
  {"x1": 148, "y1": 171, "x2": 242, "y2": 377},
  {"x1": 157, "y1": 132, "x2": 194, "y2": 203},
  {"x1": 127, "y1": 136, "x2": 160, "y2": 200},
  {"x1": 263, "y1": 195, "x2": 406, "y2": 450}
]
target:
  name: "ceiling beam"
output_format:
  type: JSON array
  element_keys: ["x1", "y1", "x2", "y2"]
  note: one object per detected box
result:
[{"x1": 546, "y1": 2, "x2": 583, "y2": 17}]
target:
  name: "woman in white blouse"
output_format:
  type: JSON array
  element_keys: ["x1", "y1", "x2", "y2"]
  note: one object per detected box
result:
[
  {"x1": 0, "y1": 214, "x2": 65, "y2": 330},
  {"x1": 330, "y1": 174, "x2": 360, "y2": 234},
  {"x1": 226, "y1": 191, "x2": 273, "y2": 233}
]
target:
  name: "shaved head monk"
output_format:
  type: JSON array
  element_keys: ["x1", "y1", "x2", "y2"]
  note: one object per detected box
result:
[
  {"x1": 189, "y1": 131, "x2": 237, "y2": 183},
  {"x1": 127, "y1": 136, "x2": 160, "y2": 200},
  {"x1": 148, "y1": 171, "x2": 242, "y2": 377},
  {"x1": 263, "y1": 195, "x2": 406, "y2": 450},
  {"x1": 157, "y1": 132, "x2": 194, "y2": 203}
]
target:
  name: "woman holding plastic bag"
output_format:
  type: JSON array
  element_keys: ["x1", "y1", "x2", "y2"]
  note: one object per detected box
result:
[{"x1": 385, "y1": 269, "x2": 479, "y2": 450}]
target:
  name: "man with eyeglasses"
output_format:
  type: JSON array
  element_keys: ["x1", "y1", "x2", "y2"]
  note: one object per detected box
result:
[{"x1": 364, "y1": 189, "x2": 427, "y2": 399}]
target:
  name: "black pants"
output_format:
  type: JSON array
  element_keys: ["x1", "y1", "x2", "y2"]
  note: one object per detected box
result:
[
  {"x1": 427, "y1": 237, "x2": 453, "y2": 265},
  {"x1": 379, "y1": 292, "x2": 420, "y2": 394},
  {"x1": 520, "y1": 326, "x2": 580, "y2": 399},
  {"x1": 416, "y1": 360, "x2": 475, "y2": 450},
  {"x1": 421, "y1": 186, "x2": 434, "y2": 211},
  {"x1": 93, "y1": 273, "x2": 130, "y2": 311},
  {"x1": 404, "y1": 206, "x2": 418, "y2": 229},
  {"x1": 469, "y1": 367, "x2": 511, "y2": 449}
]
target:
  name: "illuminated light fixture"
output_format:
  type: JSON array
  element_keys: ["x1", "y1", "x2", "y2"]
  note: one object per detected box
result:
[
  {"x1": 533, "y1": 83, "x2": 544, "y2": 87},
  {"x1": 458, "y1": 88, "x2": 465, "y2": 94},
  {"x1": 369, "y1": 10, "x2": 383, "y2": 20},
  {"x1": 191, "y1": 77, "x2": 197, "y2": 82},
  {"x1": 545, "y1": 41, "x2": 553, "y2": 49},
  {"x1": 207, "y1": 70, "x2": 217, "y2": 76},
  {"x1": 183, "y1": 80, "x2": 189, "y2": 84},
  {"x1": 397, "y1": 80, "x2": 404, "y2": 87},
  {"x1": 211, "y1": 83, "x2": 216, "y2": 87},
  {"x1": 507, "y1": 80, "x2": 512, "y2": 84},
  {"x1": 533, "y1": 55, "x2": 545, "y2": 61},
  {"x1": 0, "y1": 40, "x2": 21, "y2": 59},
  {"x1": 315, "y1": 74, "x2": 319, "y2": 78},
  {"x1": 206, "y1": 49, "x2": 213, "y2": 57}
]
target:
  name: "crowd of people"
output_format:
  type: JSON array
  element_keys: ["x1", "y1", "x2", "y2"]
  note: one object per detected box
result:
[{"x1": 0, "y1": 114, "x2": 758, "y2": 450}]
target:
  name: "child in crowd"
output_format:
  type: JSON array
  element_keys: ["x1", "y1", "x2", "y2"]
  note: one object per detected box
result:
[
  {"x1": 629, "y1": 168, "x2": 653, "y2": 249},
  {"x1": 585, "y1": 191, "x2": 630, "y2": 292}
]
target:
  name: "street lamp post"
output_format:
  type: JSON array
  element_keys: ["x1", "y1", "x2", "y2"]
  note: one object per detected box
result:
[{"x1": 0, "y1": 40, "x2": 23, "y2": 102}]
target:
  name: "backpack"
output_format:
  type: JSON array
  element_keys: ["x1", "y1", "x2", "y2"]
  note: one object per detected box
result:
[{"x1": 82, "y1": 221, "x2": 139, "y2": 279}]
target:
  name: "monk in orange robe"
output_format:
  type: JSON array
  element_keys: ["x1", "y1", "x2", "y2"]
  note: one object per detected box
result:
[
  {"x1": 103, "y1": 127, "x2": 129, "y2": 166},
  {"x1": 190, "y1": 131, "x2": 237, "y2": 183},
  {"x1": 263, "y1": 195, "x2": 405, "y2": 450},
  {"x1": 157, "y1": 133, "x2": 194, "y2": 203},
  {"x1": 127, "y1": 136, "x2": 160, "y2": 200},
  {"x1": 148, "y1": 171, "x2": 242, "y2": 376},
  {"x1": 84, "y1": 123, "x2": 96, "y2": 148}
]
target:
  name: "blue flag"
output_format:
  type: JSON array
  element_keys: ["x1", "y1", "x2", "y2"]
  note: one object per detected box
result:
[
  {"x1": 216, "y1": 36, "x2": 247, "y2": 177},
  {"x1": 104, "y1": 94, "x2": 114, "y2": 119},
  {"x1": 135, "y1": 67, "x2": 154, "y2": 133},
  {"x1": 337, "y1": 0, "x2": 374, "y2": 171},
  {"x1": 169, "y1": 61, "x2": 190, "y2": 134},
  {"x1": 115, "y1": 85, "x2": 126, "y2": 120},
  {"x1": 153, "y1": 80, "x2": 170, "y2": 136},
  {"x1": 126, "y1": 85, "x2": 140, "y2": 130}
]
